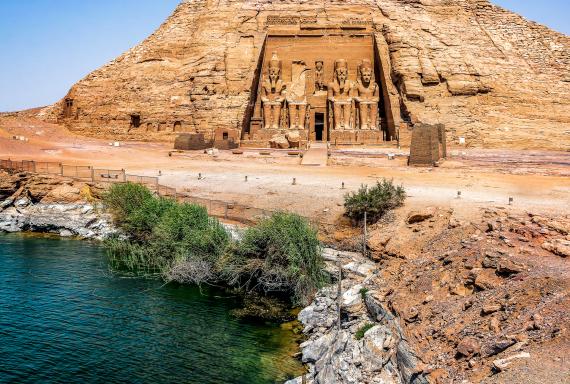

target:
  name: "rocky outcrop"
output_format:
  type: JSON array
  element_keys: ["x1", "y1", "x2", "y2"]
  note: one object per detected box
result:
[
  {"x1": 0, "y1": 202, "x2": 115, "y2": 240},
  {"x1": 0, "y1": 170, "x2": 115, "y2": 239},
  {"x1": 287, "y1": 249, "x2": 428, "y2": 384},
  {"x1": 39, "y1": 0, "x2": 569, "y2": 151}
]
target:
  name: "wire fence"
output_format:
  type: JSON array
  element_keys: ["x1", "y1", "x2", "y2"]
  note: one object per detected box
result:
[
  {"x1": 0, "y1": 158, "x2": 337, "y2": 228},
  {"x1": 0, "y1": 159, "x2": 172, "y2": 197}
]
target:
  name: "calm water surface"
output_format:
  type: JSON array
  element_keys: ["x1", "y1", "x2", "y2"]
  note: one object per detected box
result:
[{"x1": 0, "y1": 234, "x2": 303, "y2": 384}]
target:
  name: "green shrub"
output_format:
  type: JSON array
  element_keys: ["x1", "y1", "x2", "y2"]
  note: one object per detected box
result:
[
  {"x1": 103, "y1": 184, "x2": 328, "y2": 307},
  {"x1": 355, "y1": 323, "x2": 375, "y2": 340},
  {"x1": 226, "y1": 212, "x2": 329, "y2": 306},
  {"x1": 344, "y1": 179, "x2": 406, "y2": 224},
  {"x1": 103, "y1": 183, "x2": 230, "y2": 276}
]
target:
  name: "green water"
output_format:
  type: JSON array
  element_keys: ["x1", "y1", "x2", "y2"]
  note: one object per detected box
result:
[{"x1": 0, "y1": 233, "x2": 304, "y2": 383}]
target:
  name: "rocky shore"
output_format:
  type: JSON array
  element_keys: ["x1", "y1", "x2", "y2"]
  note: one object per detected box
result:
[
  {"x1": 2, "y1": 170, "x2": 568, "y2": 383},
  {"x1": 286, "y1": 249, "x2": 428, "y2": 384},
  {"x1": 0, "y1": 171, "x2": 115, "y2": 239},
  {"x1": 0, "y1": 201, "x2": 115, "y2": 240}
]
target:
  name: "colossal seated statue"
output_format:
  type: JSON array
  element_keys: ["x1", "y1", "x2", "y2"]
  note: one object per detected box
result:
[
  {"x1": 287, "y1": 61, "x2": 308, "y2": 130},
  {"x1": 328, "y1": 59, "x2": 353, "y2": 130},
  {"x1": 354, "y1": 59, "x2": 380, "y2": 130},
  {"x1": 261, "y1": 52, "x2": 286, "y2": 130}
]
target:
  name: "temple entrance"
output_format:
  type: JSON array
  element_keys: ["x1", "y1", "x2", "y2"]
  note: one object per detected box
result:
[
  {"x1": 315, "y1": 112, "x2": 324, "y2": 141},
  {"x1": 130, "y1": 114, "x2": 141, "y2": 129}
]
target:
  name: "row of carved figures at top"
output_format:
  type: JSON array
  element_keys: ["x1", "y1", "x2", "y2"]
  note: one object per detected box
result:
[{"x1": 261, "y1": 53, "x2": 381, "y2": 131}]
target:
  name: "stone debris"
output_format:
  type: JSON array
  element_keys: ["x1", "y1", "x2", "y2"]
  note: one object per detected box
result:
[{"x1": 492, "y1": 352, "x2": 531, "y2": 372}]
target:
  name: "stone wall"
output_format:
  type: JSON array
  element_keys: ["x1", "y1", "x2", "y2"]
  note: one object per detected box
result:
[
  {"x1": 40, "y1": 0, "x2": 570, "y2": 151},
  {"x1": 409, "y1": 123, "x2": 446, "y2": 166}
]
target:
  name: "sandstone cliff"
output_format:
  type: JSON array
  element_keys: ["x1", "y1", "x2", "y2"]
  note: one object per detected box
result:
[{"x1": 41, "y1": 0, "x2": 570, "y2": 151}]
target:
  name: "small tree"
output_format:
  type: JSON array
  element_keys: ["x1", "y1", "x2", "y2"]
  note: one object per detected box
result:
[{"x1": 344, "y1": 179, "x2": 406, "y2": 224}]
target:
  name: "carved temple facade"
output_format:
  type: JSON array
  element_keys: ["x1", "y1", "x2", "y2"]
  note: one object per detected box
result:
[{"x1": 241, "y1": 20, "x2": 398, "y2": 147}]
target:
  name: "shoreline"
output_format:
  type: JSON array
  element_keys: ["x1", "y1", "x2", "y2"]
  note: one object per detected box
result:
[
  {"x1": 2, "y1": 169, "x2": 569, "y2": 383},
  {"x1": 0, "y1": 197, "x2": 428, "y2": 384}
]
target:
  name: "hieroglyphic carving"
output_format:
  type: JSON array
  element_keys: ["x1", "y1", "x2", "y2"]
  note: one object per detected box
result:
[
  {"x1": 355, "y1": 59, "x2": 380, "y2": 130},
  {"x1": 267, "y1": 16, "x2": 300, "y2": 25},
  {"x1": 341, "y1": 18, "x2": 371, "y2": 26},
  {"x1": 328, "y1": 59, "x2": 353, "y2": 130},
  {"x1": 261, "y1": 52, "x2": 286, "y2": 129},
  {"x1": 267, "y1": 16, "x2": 318, "y2": 25},
  {"x1": 300, "y1": 17, "x2": 318, "y2": 24}
]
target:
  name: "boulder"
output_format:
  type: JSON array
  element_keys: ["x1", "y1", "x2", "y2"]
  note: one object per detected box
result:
[
  {"x1": 269, "y1": 135, "x2": 290, "y2": 149},
  {"x1": 302, "y1": 333, "x2": 335, "y2": 363},
  {"x1": 286, "y1": 131, "x2": 301, "y2": 148},
  {"x1": 361, "y1": 325, "x2": 395, "y2": 372},
  {"x1": 542, "y1": 239, "x2": 570, "y2": 258},
  {"x1": 456, "y1": 337, "x2": 480, "y2": 358},
  {"x1": 492, "y1": 352, "x2": 531, "y2": 372},
  {"x1": 367, "y1": 232, "x2": 391, "y2": 253},
  {"x1": 407, "y1": 209, "x2": 434, "y2": 224}
]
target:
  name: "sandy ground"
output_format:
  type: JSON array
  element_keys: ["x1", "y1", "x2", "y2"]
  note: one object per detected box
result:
[{"x1": 1, "y1": 116, "x2": 569, "y2": 223}]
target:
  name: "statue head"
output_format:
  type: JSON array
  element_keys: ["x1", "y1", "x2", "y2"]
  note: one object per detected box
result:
[
  {"x1": 315, "y1": 60, "x2": 324, "y2": 71},
  {"x1": 268, "y1": 52, "x2": 281, "y2": 89},
  {"x1": 359, "y1": 59, "x2": 373, "y2": 86},
  {"x1": 334, "y1": 59, "x2": 348, "y2": 88}
]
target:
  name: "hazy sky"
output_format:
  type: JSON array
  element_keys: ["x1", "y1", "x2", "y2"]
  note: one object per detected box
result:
[{"x1": 0, "y1": 0, "x2": 568, "y2": 112}]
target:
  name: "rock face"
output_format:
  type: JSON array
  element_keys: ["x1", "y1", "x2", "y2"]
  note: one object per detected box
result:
[
  {"x1": 291, "y1": 249, "x2": 428, "y2": 384},
  {"x1": 41, "y1": 0, "x2": 569, "y2": 151},
  {"x1": 0, "y1": 170, "x2": 115, "y2": 239},
  {"x1": 0, "y1": 203, "x2": 115, "y2": 240}
]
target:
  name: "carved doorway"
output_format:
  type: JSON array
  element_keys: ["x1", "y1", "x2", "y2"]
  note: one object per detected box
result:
[{"x1": 315, "y1": 112, "x2": 325, "y2": 141}]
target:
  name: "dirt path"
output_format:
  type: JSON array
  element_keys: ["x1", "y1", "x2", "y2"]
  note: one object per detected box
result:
[{"x1": 1, "y1": 116, "x2": 569, "y2": 223}]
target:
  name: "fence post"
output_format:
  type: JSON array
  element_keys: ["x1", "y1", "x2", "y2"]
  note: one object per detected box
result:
[
  {"x1": 122, "y1": 169, "x2": 126, "y2": 182},
  {"x1": 60, "y1": 163, "x2": 63, "y2": 176},
  {"x1": 337, "y1": 255, "x2": 342, "y2": 332},
  {"x1": 225, "y1": 203, "x2": 228, "y2": 219},
  {"x1": 32, "y1": 161, "x2": 36, "y2": 173},
  {"x1": 90, "y1": 167, "x2": 94, "y2": 182},
  {"x1": 363, "y1": 211, "x2": 367, "y2": 258}
]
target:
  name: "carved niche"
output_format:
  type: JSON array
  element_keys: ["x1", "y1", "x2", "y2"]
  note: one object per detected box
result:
[
  {"x1": 261, "y1": 52, "x2": 287, "y2": 130},
  {"x1": 314, "y1": 60, "x2": 326, "y2": 93}
]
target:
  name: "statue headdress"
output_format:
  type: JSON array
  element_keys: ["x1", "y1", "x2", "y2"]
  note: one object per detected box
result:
[
  {"x1": 269, "y1": 52, "x2": 281, "y2": 71},
  {"x1": 334, "y1": 59, "x2": 348, "y2": 71}
]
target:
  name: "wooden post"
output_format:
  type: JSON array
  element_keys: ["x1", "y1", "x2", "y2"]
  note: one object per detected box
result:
[
  {"x1": 225, "y1": 203, "x2": 228, "y2": 219},
  {"x1": 363, "y1": 211, "x2": 367, "y2": 258},
  {"x1": 337, "y1": 255, "x2": 342, "y2": 332}
]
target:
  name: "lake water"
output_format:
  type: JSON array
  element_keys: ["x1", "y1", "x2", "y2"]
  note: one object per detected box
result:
[{"x1": 0, "y1": 234, "x2": 304, "y2": 383}]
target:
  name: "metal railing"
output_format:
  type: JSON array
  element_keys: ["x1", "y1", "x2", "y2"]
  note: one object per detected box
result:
[{"x1": 0, "y1": 158, "x2": 173, "y2": 198}]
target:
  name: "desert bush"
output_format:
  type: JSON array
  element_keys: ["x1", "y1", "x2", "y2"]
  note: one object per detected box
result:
[
  {"x1": 355, "y1": 323, "x2": 375, "y2": 340},
  {"x1": 344, "y1": 179, "x2": 406, "y2": 224},
  {"x1": 223, "y1": 212, "x2": 329, "y2": 305},
  {"x1": 103, "y1": 183, "x2": 230, "y2": 275}
]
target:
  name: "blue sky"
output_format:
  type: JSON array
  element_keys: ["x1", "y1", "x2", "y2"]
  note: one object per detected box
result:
[{"x1": 0, "y1": 1, "x2": 568, "y2": 112}]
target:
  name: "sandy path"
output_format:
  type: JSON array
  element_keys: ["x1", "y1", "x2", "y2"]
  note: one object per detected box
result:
[{"x1": 1, "y1": 116, "x2": 569, "y2": 222}]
